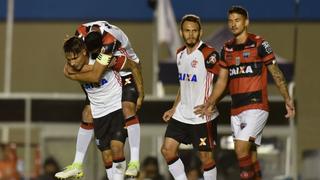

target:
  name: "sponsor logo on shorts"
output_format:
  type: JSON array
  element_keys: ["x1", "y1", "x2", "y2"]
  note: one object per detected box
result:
[
  {"x1": 240, "y1": 123, "x2": 247, "y2": 130},
  {"x1": 199, "y1": 137, "x2": 207, "y2": 146},
  {"x1": 124, "y1": 77, "x2": 132, "y2": 85}
]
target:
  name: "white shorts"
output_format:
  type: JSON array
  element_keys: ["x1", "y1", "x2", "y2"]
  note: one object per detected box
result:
[{"x1": 231, "y1": 109, "x2": 268, "y2": 145}]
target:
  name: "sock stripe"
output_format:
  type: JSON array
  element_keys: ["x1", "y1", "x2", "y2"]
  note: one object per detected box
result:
[
  {"x1": 167, "y1": 156, "x2": 179, "y2": 165},
  {"x1": 203, "y1": 161, "x2": 216, "y2": 171},
  {"x1": 113, "y1": 157, "x2": 125, "y2": 163},
  {"x1": 125, "y1": 116, "x2": 140, "y2": 126},
  {"x1": 105, "y1": 163, "x2": 112, "y2": 169},
  {"x1": 254, "y1": 161, "x2": 262, "y2": 179},
  {"x1": 80, "y1": 121, "x2": 94, "y2": 129},
  {"x1": 239, "y1": 155, "x2": 253, "y2": 167},
  {"x1": 238, "y1": 154, "x2": 255, "y2": 179}
]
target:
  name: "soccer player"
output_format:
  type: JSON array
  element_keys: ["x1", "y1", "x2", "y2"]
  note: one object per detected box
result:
[
  {"x1": 55, "y1": 21, "x2": 143, "y2": 179},
  {"x1": 194, "y1": 6, "x2": 295, "y2": 180},
  {"x1": 161, "y1": 14, "x2": 220, "y2": 180},
  {"x1": 58, "y1": 36, "x2": 141, "y2": 180}
]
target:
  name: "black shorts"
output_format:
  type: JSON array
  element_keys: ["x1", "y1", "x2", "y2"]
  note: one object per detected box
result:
[
  {"x1": 93, "y1": 109, "x2": 127, "y2": 151},
  {"x1": 121, "y1": 74, "x2": 138, "y2": 103},
  {"x1": 164, "y1": 118, "x2": 218, "y2": 151}
]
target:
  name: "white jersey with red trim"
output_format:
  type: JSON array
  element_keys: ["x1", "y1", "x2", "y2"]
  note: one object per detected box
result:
[
  {"x1": 173, "y1": 41, "x2": 219, "y2": 124},
  {"x1": 77, "y1": 21, "x2": 139, "y2": 76},
  {"x1": 82, "y1": 58, "x2": 123, "y2": 118}
]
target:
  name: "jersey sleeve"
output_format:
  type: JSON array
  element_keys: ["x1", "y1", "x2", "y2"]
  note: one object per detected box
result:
[
  {"x1": 205, "y1": 51, "x2": 220, "y2": 75},
  {"x1": 109, "y1": 55, "x2": 127, "y2": 71},
  {"x1": 75, "y1": 25, "x2": 88, "y2": 38},
  {"x1": 258, "y1": 40, "x2": 276, "y2": 65},
  {"x1": 219, "y1": 48, "x2": 228, "y2": 69},
  {"x1": 101, "y1": 33, "x2": 121, "y2": 55}
]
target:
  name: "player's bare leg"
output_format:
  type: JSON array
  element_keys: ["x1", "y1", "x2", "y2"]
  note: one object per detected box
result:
[
  {"x1": 123, "y1": 101, "x2": 141, "y2": 178},
  {"x1": 235, "y1": 140, "x2": 256, "y2": 180},
  {"x1": 111, "y1": 140, "x2": 126, "y2": 180},
  {"x1": 101, "y1": 150, "x2": 113, "y2": 180},
  {"x1": 55, "y1": 105, "x2": 93, "y2": 179},
  {"x1": 251, "y1": 145, "x2": 262, "y2": 180},
  {"x1": 161, "y1": 137, "x2": 187, "y2": 180},
  {"x1": 199, "y1": 151, "x2": 217, "y2": 180}
]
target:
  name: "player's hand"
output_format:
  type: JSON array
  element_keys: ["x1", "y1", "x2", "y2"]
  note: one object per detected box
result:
[
  {"x1": 285, "y1": 98, "x2": 295, "y2": 119},
  {"x1": 194, "y1": 102, "x2": 216, "y2": 118},
  {"x1": 80, "y1": 65, "x2": 93, "y2": 72},
  {"x1": 136, "y1": 95, "x2": 144, "y2": 111},
  {"x1": 63, "y1": 64, "x2": 78, "y2": 80},
  {"x1": 162, "y1": 108, "x2": 175, "y2": 122}
]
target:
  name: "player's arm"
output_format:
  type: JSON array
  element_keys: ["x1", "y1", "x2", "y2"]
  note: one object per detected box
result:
[
  {"x1": 64, "y1": 63, "x2": 93, "y2": 76},
  {"x1": 122, "y1": 60, "x2": 145, "y2": 110},
  {"x1": 267, "y1": 62, "x2": 295, "y2": 118},
  {"x1": 64, "y1": 53, "x2": 113, "y2": 83},
  {"x1": 259, "y1": 40, "x2": 295, "y2": 118},
  {"x1": 194, "y1": 67, "x2": 228, "y2": 117},
  {"x1": 208, "y1": 68, "x2": 229, "y2": 106},
  {"x1": 172, "y1": 88, "x2": 181, "y2": 109},
  {"x1": 162, "y1": 88, "x2": 181, "y2": 122}
]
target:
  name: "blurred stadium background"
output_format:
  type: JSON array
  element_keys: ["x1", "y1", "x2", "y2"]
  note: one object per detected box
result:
[{"x1": 0, "y1": 0, "x2": 320, "y2": 179}]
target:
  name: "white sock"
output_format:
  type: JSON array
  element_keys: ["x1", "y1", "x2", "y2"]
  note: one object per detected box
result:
[
  {"x1": 106, "y1": 167, "x2": 113, "y2": 180},
  {"x1": 203, "y1": 166, "x2": 217, "y2": 180},
  {"x1": 127, "y1": 123, "x2": 140, "y2": 162},
  {"x1": 73, "y1": 126, "x2": 93, "y2": 164},
  {"x1": 112, "y1": 160, "x2": 126, "y2": 180},
  {"x1": 168, "y1": 158, "x2": 187, "y2": 180}
]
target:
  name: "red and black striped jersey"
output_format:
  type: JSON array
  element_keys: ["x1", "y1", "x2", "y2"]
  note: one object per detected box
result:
[{"x1": 220, "y1": 33, "x2": 276, "y2": 115}]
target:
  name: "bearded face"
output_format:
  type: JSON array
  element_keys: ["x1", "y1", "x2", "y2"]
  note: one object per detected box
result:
[{"x1": 180, "y1": 21, "x2": 202, "y2": 48}]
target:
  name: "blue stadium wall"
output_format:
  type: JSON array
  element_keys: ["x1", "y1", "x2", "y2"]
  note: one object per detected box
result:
[{"x1": 1, "y1": 0, "x2": 320, "y2": 21}]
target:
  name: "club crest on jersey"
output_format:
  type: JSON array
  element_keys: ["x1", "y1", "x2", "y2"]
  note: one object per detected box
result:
[
  {"x1": 229, "y1": 65, "x2": 253, "y2": 76},
  {"x1": 191, "y1": 59, "x2": 198, "y2": 68},
  {"x1": 243, "y1": 52, "x2": 250, "y2": 59},
  {"x1": 206, "y1": 54, "x2": 217, "y2": 65},
  {"x1": 83, "y1": 78, "x2": 108, "y2": 89},
  {"x1": 179, "y1": 73, "x2": 197, "y2": 82}
]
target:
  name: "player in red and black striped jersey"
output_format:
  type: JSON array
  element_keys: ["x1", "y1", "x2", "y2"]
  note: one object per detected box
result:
[{"x1": 195, "y1": 6, "x2": 295, "y2": 180}]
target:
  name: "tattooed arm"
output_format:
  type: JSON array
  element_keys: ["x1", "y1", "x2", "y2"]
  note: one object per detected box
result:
[{"x1": 267, "y1": 63, "x2": 295, "y2": 118}]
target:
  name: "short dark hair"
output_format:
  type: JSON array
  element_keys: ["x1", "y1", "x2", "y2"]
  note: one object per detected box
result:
[
  {"x1": 228, "y1": 6, "x2": 249, "y2": 19},
  {"x1": 63, "y1": 36, "x2": 86, "y2": 54},
  {"x1": 85, "y1": 31, "x2": 103, "y2": 53},
  {"x1": 180, "y1": 14, "x2": 202, "y2": 30}
]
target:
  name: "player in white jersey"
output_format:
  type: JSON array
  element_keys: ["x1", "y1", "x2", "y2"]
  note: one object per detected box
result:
[
  {"x1": 55, "y1": 21, "x2": 143, "y2": 179},
  {"x1": 161, "y1": 14, "x2": 220, "y2": 180},
  {"x1": 56, "y1": 37, "x2": 141, "y2": 180}
]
